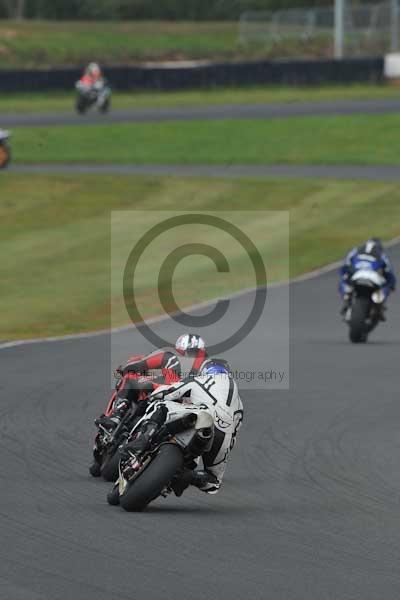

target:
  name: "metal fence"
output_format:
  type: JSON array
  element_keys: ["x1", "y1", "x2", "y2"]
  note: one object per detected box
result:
[{"x1": 238, "y1": 2, "x2": 398, "y2": 58}]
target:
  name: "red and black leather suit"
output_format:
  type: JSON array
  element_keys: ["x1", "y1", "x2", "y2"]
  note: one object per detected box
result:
[{"x1": 107, "y1": 347, "x2": 207, "y2": 415}]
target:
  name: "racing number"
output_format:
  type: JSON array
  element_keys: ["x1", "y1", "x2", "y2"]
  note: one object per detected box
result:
[{"x1": 201, "y1": 376, "x2": 217, "y2": 405}]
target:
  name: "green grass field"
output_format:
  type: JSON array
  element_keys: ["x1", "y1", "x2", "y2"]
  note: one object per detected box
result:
[
  {"x1": 14, "y1": 113, "x2": 400, "y2": 166},
  {"x1": 1, "y1": 173, "x2": 400, "y2": 340},
  {"x1": 0, "y1": 84, "x2": 398, "y2": 113},
  {"x1": 0, "y1": 20, "x2": 239, "y2": 67},
  {"x1": 0, "y1": 20, "x2": 336, "y2": 67}
]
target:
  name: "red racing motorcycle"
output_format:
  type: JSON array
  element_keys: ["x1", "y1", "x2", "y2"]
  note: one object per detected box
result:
[{"x1": 90, "y1": 356, "x2": 180, "y2": 481}]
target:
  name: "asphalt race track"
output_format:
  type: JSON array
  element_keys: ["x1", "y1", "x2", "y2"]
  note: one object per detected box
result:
[
  {"x1": 11, "y1": 163, "x2": 400, "y2": 181},
  {"x1": 3, "y1": 97, "x2": 400, "y2": 128},
  {"x1": 1, "y1": 245, "x2": 400, "y2": 600}
]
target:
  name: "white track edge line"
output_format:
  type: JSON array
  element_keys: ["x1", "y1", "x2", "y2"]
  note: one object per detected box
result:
[{"x1": 2, "y1": 235, "x2": 399, "y2": 351}]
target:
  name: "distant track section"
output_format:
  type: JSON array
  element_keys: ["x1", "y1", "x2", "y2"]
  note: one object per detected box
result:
[{"x1": 3, "y1": 98, "x2": 400, "y2": 128}]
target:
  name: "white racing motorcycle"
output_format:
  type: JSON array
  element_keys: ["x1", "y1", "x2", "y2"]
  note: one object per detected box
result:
[
  {"x1": 344, "y1": 268, "x2": 386, "y2": 343},
  {"x1": 0, "y1": 129, "x2": 11, "y2": 169},
  {"x1": 107, "y1": 399, "x2": 215, "y2": 512},
  {"x1": 75, "y1": 80, "x2": 111, "y2": 114}
]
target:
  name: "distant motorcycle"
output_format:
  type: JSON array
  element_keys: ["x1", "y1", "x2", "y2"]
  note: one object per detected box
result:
[
  {"x1": 75, "y1": 80, "x2": 111, "y2": 114},
  {"x1": 107, "y1": 399, "x2": 214, "y2": 512},
  {"x1": 343, "y1": 266, "x2": 387, "y2": 343},
  {"x1": 0, "y1": 130, "x2": 11, "y2": 169}
]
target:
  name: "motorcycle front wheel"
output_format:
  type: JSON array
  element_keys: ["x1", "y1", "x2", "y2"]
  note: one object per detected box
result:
[
  {"x1": 120, "y1": 443, "x2": 183, "y2": 512},
  {"x1": 100, "y1": 449, "x2": 120, "y2": 482}
]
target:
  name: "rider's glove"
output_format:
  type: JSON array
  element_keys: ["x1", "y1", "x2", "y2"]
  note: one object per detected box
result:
[{"x1": 113, "y1": 366, "x2": 123, "y2": 380}]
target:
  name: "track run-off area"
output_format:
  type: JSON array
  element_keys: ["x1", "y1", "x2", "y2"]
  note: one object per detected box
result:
[{"x1": 1, "y1": 246, "x2": 400, "y2": 599}]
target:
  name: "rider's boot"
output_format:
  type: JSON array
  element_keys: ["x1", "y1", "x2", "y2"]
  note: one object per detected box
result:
[
  {"x1": 95, "y1": 399, "x2": 130, "y2": 431},
  {"x1": 171, "y1": 468, "x2": 219, "y2": 497}
]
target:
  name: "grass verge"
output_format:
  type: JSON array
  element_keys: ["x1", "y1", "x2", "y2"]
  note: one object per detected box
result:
[
  {"x1": 14, "y1": 114, "x2": 400, "y2": 166},
  {"x1": 0, "y1": 20, "x2": 351, "y2": 67},
  {"x1": 0, "y1": 20, "x2": 240, "y2": 68},
  {"x1": 0, "y1": 84, "x2": 398, "y2": 113},
  {"x1": 1, "y1": 173, "x2": 400, "y2": 340}
]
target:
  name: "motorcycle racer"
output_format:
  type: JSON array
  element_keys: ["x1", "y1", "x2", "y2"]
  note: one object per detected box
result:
[
  {"x1": 117, "y1": 358, "x2": 243, "y2": 497},
  {"x1": 75, "y1": 62, "x2": 111, "y2": 114},
  {"x1": 79, "y1": 62, "x2": 105, "y2": 89},
  {"x1": 339, "y1": 238, "x2": 396, "y2": 318},
  {"x1": 96, "y1": 333, "x2": 207, "y2": 431},
  {"x1": 90, "y1": 334, "x2": 207, "y2": 478}
]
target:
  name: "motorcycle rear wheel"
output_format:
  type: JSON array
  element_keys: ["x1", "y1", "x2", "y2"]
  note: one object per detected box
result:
[
  {"x1": 120, "y1": 443, "x2": 183, "y2": 512},
  {"x1": 107, "y1": 483, "x2": 120, "y2": 506},
  {"x1": 349, "y1": 297, "x2": 370, "y2": 343}
]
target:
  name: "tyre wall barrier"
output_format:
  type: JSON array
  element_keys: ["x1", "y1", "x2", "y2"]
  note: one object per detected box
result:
[{"x1": 0, "y1": 57, "x2": 383, "y2": 93}]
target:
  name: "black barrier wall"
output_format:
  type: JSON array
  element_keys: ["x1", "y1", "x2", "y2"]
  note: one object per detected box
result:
[{"x1": 0, "y1": 57, "x2": 383, "y2": 93}]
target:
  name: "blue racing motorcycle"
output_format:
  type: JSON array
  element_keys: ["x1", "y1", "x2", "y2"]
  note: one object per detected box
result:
[{"x1": 343, "y1": 262, "x2": 386, "y2": 343}]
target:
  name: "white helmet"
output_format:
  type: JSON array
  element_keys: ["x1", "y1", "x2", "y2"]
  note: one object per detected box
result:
[
  {"x1": 87, "y1": 62, "x2": 101, "y2": 76},
  {"x1": 175, "y1": 333, "x2": 205, "y2": 356}
]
